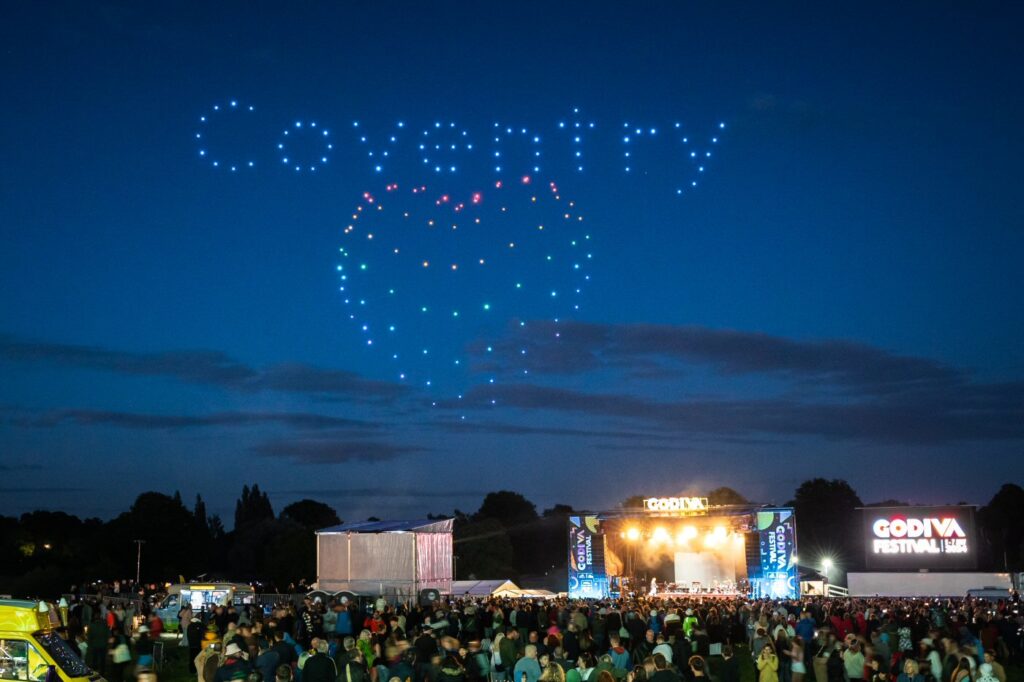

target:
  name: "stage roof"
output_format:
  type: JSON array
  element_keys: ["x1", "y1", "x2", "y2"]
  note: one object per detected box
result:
[{"x1": 317, "y1": 519, "x2": 453, "y2": 534}]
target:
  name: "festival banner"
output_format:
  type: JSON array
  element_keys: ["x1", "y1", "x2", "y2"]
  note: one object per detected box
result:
[
  {"x1": 568, "y1": 515, "x2": 610, "y2": 599},
  {"x1": 749, "y1": 508, "x2": 799, "y2": 599}
]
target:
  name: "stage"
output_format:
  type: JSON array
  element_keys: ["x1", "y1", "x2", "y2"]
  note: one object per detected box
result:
[{"x1": 568, "y1": 497, "x2": 799, "y2": 600}]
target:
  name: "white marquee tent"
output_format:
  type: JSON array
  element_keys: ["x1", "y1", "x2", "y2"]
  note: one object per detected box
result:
[{"x1": 317, "y1": 519, "x2": 453, "y2": 598}]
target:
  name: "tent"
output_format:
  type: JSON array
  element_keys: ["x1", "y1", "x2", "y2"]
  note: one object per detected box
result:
[
  {"x1": 451, "y1": 579, "x2": 519, "y2": 596},
  {"x1": 450, "y1": 580, "x2": 559, "y2": 598},
  {"x1": 317, "y1": 519, "x2": 453, "y2": 598}
]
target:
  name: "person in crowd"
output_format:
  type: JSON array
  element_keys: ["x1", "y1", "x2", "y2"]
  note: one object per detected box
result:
[
  {"x1": 438, "y1": 653, "x2": 466, "y2": 682},
  {"x1": 135, "y1": 625, "x2": 155, "y2": 658},
  {"x1": 710, "y1": 644, "x2": 734, "y2": 682},
  {"x1": 827, "y1": 647, "x2": 846, "y2": 682},
  {"x1": 516, "y1": 645, "x2": 544, "y2": 682},
  {"x1": 758, "y1": 643, "x2": 780, "y2": 682},
  {"x1": 752, "y1": 628, "x2": 771, "y2": 660},
  {"x1": 86, "y1": 611, "x2": 110, "y2": 674},
  {"x1": 541, "y1": 660, "x2": 568, "y2": 682},
  {"x1": 356, "y1": 629, "x2": 377, "y2": 669},
  {"x1": 609, "y1": 635, "x2": 631, "y2": 671},
  {"x1": 682, "y1": 611, "x2": 699, "y2": 639},
  {"x1": 254, "y1": 640, "x2": 281, "y2": 682},
  {"x1": 567, "y1": 652, "x2": 598, "y2": 682},
  {"x1": 690, "y1": 656, "x2": 708, "y2": 682},
  {"x1": 950, "y1": 658, "x2": 973, "y2": 682},
  {"x1": 982, "y1": 650, "x2": 1004, "y2": 682},
  {"x1": 843, "y1": 639, "x2": 866, "y2": 682},
  {"x1": 107, "y1": 629, "x2": 133, "y2": 682},
  {"x1": 787, "y1": 635, "x2": 806, "y2": 682},
  {"x1": 652, "y1": 635, "x2": 673, "y2": 664},
  {"x1": 974, "y1": 664, "x2": 999, "y2": 682},
  {"x1": 899, "y1": 659, "x2": 925, "y2": 682},
  {"x1": 501, "y1": 629, "x2": 523, "y2": 674},
  {"x1": 776, "y1": 631, "x2": 793, "y2": 682},
  {"x1": 216, "y1": 643, "x2": 253, "y2": 682},
  {"x1": 187, "y1": 616, "x2": 205, "y2": 673},
  {"x1": 870, "y1": 655, "x2": 892, "y2": 682},
  {"x1": 302, "y1": 638, "x2": 337, "y2": 682},
  {"x1": 646, "y1": 653, "x2": 677, "y2": 682}
]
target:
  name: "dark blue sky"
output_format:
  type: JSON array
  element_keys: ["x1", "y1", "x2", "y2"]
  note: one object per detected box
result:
[{"x1": 2, "y1": 1, "x2": 1022, "y2": 523}]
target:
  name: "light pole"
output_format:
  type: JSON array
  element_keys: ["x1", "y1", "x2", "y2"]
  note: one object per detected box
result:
[
  {"x1": 134, "y1": 539, "x2": 146, "y2": 586},
  {"x1": 822, "y1": 558, "x2": 832, "y2": 581}
]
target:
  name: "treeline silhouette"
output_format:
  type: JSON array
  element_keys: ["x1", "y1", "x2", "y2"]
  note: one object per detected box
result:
[{"x1": 2, "y1": 481, "x2": 1020, "y2": 597}]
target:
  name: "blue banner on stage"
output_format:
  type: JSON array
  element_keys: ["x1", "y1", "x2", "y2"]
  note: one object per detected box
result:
[
  {"x1": 749, "y1": 508, "x2": 799, "y2": 600},
  {"x1": 568, "y1": 515, "x2": 610, "y2": 599}
]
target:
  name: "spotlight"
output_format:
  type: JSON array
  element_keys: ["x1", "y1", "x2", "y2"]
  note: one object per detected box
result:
[
  {"x1": 626, "y1": 527, "x2": 641, "y2": 542},
  {"x1": 652, "y1": 527, "x2": 670, "y2": 543}
]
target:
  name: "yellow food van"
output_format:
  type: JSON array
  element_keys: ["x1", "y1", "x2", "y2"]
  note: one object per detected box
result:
[{"x1": 0, "y1": 599, "x2": 100, "y2": 682}]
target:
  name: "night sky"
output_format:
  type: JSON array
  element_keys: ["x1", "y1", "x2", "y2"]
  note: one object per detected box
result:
[{"x1": 2, "y1": 2, "x2": 1022, "y2": 523}]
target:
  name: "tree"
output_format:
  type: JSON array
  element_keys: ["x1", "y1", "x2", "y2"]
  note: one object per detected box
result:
[
  {"x1": 707, "y1": 487, "x2": 748, "y2": 506},
  {"x1": 280, "y1": 499, "x2": 341, "y2": 529},
  {"x1": 532, "y1": 504, "x2": 577, "y2": 577},
  {"x1": 475, "y1": 491, "x2": 538, "y2": 528},
  {"x1": 101, "y1": 492, "x2": 207, "y2": 580},
  {"x1": 454, "y1": 517, "x2": 516, "y2": 579},
  {"x1": 979, "y1": 484, "x2": 1024, "y2": 571},
  {"x1": 194, "y1": 494, "x2": 208, "y2": 527},
  {"x1": 787, "y1": 478, "x2": 864, "y2": 571},
  {"x1": 474, "y1": 491, "x2": 540, "y2": 576},
  {"x1": 234, "y1": 484, "x2": 274, "y2": 530}
]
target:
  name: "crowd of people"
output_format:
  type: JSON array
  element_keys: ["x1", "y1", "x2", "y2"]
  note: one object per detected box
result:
[{"x1": 56, "y1": 593, "x2": 1022, "y2": 682}]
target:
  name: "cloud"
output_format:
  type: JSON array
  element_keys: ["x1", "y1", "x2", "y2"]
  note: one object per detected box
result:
[
  {"x1": 267, "y1": 488, "x2": 485, "y2": 500},
  {"x1": 0, "y1": 334, "x2": 405, "y2": 401},
  {"x1": 4, "y1": 408, "x2": 376, "y2": 432},
  {"x1": 425, "y1": 418, "x2": 679, "y2": 442},
  {"x1": 0, "y1": 487, "x2": 92, "y2": 494},
  {"x1": 455, "y1": 319, "x2": 1024, "y2": 445},
  {"x1": 472, "y1": 320, "x2": 1008, "y2": 397},
  {"x1": 449, "y1": 381, "x2": 1024, "y2": 445},
  {"x1": 251, "y1": 438, "x2": 426, "y2": 464}
]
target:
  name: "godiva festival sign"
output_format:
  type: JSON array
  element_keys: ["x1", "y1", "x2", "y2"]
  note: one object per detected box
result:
[{"x1": 863, "y1": 505, "x2": 977, "y2": 570}]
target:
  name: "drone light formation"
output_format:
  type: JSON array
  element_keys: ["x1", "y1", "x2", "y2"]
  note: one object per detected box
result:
[
  {"x1": 194, "y1": 105, "x2": 726, "y2": 196},
  {"x1": 338, "y1": 176, "x2": 592, "y2": 400},
  {"x1": 192, "y1": 105, "x2": 727, "y2": 405},
  {"x1": 194, "y1": 100, "x2": 258, "y2": 172}
]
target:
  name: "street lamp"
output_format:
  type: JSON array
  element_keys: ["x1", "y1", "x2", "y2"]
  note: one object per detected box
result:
[{"x1": 134, "y1": 539, "x2": 146, "y2": 586}]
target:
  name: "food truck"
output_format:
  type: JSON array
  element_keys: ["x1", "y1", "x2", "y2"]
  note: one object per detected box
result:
[
  {"x1": 154, "y1": 583, "x2": 255, "y2": 631},
  {"x1": 0, "y1": 599, "x2": 99, "y2": 682}
]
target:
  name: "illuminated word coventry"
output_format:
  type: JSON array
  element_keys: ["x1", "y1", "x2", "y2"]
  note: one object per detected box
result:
[
  {"x1": 643, "y1": 497, "x2": 709, "y2": 512},
  {"x1": 871, "y1": 516, "x2": 968, "y2": 555}
]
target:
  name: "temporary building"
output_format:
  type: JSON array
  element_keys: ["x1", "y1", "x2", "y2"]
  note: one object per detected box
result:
[
  {"x1": 451, "y1": 579, "x2": 519, "y2": 597},
  {"x1": 316, "y1": 519, "x2": 453, "y2": 598},
  {"x1": 450, "y1": 580, "x2": 558, "y2": 599}
]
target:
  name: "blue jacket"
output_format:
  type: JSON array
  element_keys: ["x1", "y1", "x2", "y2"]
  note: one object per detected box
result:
[{"x1": 514, "y1": 658, "x2": 542, "y2": 682}]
